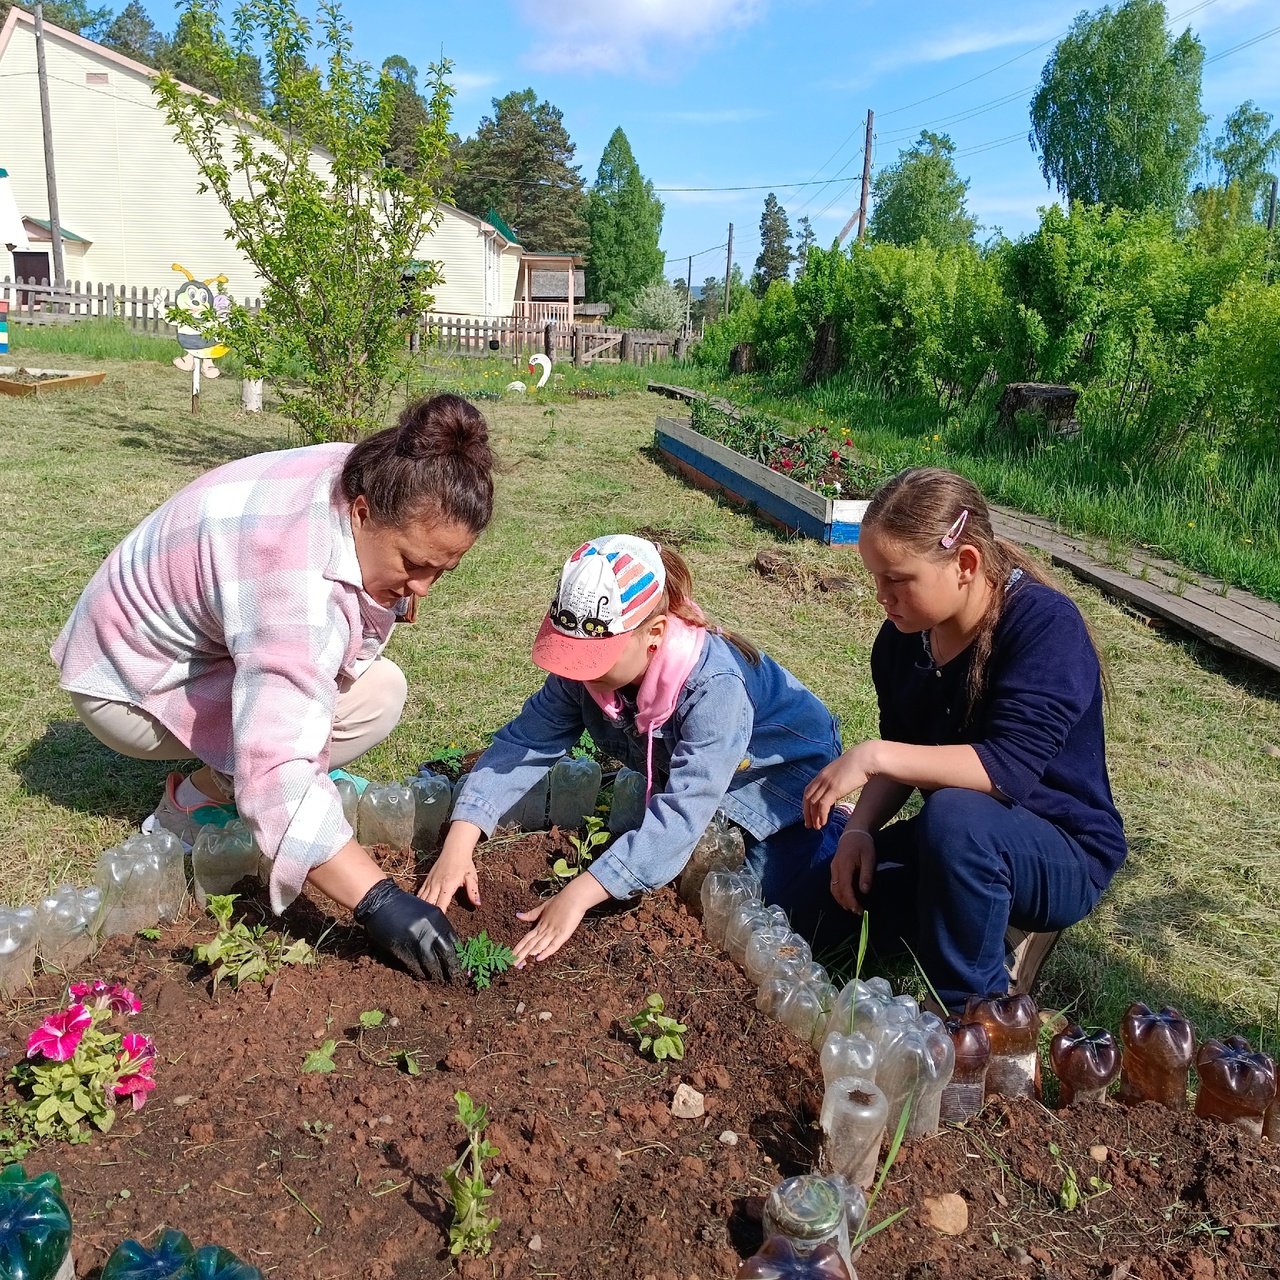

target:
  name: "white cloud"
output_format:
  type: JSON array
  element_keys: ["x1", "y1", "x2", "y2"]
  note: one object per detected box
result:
[
  {"x1": 512, "y1": 0, "x2": 766, "y2": 74},
  {"x1": 650, "y1": 107, "x2": 773, "y2": 124},
  {"x1": 870, "y1": 19, "x2": 1062, "y2": 76},
  {"x1": 449, "y1": 70, "x2": 500, "y2": 97}
]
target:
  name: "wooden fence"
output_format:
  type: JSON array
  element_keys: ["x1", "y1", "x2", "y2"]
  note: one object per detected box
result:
[
  {"x1": 425, "y1": 315, "x2": 687, "y2": 366},
  {"x1": 0, "y1": 277, "x2": 262, "y2": 332}
]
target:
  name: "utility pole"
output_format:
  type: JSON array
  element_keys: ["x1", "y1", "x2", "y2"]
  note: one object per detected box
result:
[
  {"x1": 685, "y1": 253, "x2": 692, "y2": 334},
  {"x1": 34, "y1": 4, "x2": 66, "y2": 290},
  {"x1": 723, "y1": 223, "x2": 734, "y2": 320},
  {"x1": 856, "y1": 108, "x2": 874, "y2": 243},
  {"x1": 1268, "y1": 178, "x2": 1278, "y2": 233}
]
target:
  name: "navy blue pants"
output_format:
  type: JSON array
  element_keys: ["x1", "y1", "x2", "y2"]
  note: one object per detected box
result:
[{"x1": 747, "y1": 788, "x2": 1101, "y2": 1010}]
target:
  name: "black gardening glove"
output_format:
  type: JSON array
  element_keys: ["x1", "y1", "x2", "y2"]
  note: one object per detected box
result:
[{"x1": 354, "y1": 878, "x2": 460, "y2": 982}]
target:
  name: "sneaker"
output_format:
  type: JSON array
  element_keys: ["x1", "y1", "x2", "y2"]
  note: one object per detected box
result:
[
  {"x1": 1005, "y1": 927, "x2": 1061, "y2": 996},
  {"x1": 141, "y1": 772, "x2": 239, "y2": 852}
]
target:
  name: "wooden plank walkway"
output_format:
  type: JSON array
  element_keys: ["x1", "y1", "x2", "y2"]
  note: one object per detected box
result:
[{"x1": 646, "y1": 380, "x2": 1280, "y2": 678}]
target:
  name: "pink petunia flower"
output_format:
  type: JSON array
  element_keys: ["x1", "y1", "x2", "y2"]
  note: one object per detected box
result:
[
  {"x1": 114, "y1": 1039, "x2": 156, "y2": 1112},
  {"x1": 70, "y1": 980, "x2": 141, "y2": 1015},
  {"x1": 26, "y1": 1005, "x2": 92, "y2": 1062},
  {"x1": 120, "y1": 1033, "x2": 156, "y2": 1062},
  {"x1": 782, "y1": 459, "x2": 795, "y2": 470},
  {"x1": 114, "y1": 1069, "x2": 156, "y2": 1112}
]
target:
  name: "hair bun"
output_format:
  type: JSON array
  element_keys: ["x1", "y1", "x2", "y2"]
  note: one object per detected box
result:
[{"x1": 395, "y1": 393, "x2": 491, "y2": 464}]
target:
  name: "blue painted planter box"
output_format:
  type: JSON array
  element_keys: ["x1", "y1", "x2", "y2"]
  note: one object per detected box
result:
[{"x1": 654, "y1": 415, "x2": 869, "y2": 545}]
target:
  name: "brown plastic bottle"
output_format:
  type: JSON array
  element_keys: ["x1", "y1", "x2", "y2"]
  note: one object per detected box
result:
[
  {"x1": 1265, "y1": 1100, "x2": 1280, "y2": 1143},
  {"x1": 1116, "y1": 1003, "x2": 1196, "y2": 1109},
  {"x1": 961, "y1": 993, "x2": 1039, "y2": 1099},
  {"x1": 1193, "y1": 1036, "x2": 1277, "y2": 1136},
  {"x1": 940, "y1": 1017, "x2": 990, "y2": 1122},
  {"x1": 738, "y1": 1236, "x2": 853, "y2": 1279},
  {"x1": 1049, "y1": 1025, "x2": 1121, "y2": 1104}
]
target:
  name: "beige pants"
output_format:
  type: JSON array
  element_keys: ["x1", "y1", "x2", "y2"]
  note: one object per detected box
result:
[{"x1": 70, "y1": 657, "x2": 409, "y2": 782}]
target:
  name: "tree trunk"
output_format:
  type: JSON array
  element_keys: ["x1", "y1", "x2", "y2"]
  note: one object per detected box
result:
[
  {"x1": 729, "y1": 342, "x2": 755, "y2": 375},
  {"x1": 996, "y1": 382, "x2": 1080, "y2": 436},
  {"x1": 802, "y1": 316, "x2": 840, "y2": 386}
]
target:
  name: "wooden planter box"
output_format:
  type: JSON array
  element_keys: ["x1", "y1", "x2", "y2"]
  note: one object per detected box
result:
[
  {"x1": 0, "y1": 366, "x2": 106, "y2": 397},
  {"x1": 654, "y1": 415, "x2": 870, "y2": 544}
]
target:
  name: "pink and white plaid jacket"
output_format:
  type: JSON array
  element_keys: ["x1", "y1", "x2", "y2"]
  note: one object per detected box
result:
[{"x1": 51, "y1": 443, "x2": 397, "y2": 912}]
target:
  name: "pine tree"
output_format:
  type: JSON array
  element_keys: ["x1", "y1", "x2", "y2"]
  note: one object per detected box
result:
[
  {"x1": 381, "y1": 56, "x2": 431, "y2": 177},
  {"x1": 101, "y1": 1, "x2": 165, "y2": 64},
  {"x1": 163, "y1": 9, "x2": 264, "y2": 110},
  {"x1": 752, "y1": 192, "x2": 792, "y2": 296},
  {"x1": 452, "y1": 89, "x2": 588, "y2": 253},
  {"x1": 584, "y1": 127, "x2": 664, "y2": 309},
  {"x1": 3, "y1": 0, "x2": 112, "y2": 38},
  {"x1": 794, "y1": 215, "x2": 815, "y2": 276}
]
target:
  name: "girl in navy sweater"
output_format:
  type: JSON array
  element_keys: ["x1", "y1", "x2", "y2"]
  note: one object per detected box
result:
[{"x1": 803, "y1": 468, "x2": 1126, "y2": 1010}]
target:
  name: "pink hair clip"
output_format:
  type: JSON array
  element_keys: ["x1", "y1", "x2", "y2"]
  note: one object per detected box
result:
[{"x1": 940, "y1": 509, "x2": 969, "y2": 549}]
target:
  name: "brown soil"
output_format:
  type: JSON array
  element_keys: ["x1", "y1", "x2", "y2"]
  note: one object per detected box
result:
[
  {"x1": 0, "y1": 371, "x2": 68, "y2": 384},
  {"x1": 4, "y1": 831, "x2": 1278, "y2": 1280}
]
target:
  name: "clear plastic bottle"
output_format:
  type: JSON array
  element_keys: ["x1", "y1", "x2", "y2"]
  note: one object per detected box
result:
[
  {"x1": 333, "y1": 776, "x2": 359, "y2": 829},
  {"x1": 0, "y1": 905, "x2": 38, "y2": 1000},
  {"x1": 497, "y1": 772, "x2": 549, "y2": 833},
  {"x1": 760, "y1": 1174, "x2": 853, "y2": 1275},
  {"x1": 940, "y1": 1018, "x2": 990, "y2": 1122},
  {"x1": 877, "y1": 1022, "x2": 956, "y2": 1140},
  {"x1": 0, "y1": 1164, "x2": 74, "y2": 1280},
  {"x1": 962, "y1": 993, "x2": 1039, "y2": 1100},
  {"x1": 191, "y1": 819, "x2": 261, "y2": 909},
  {"x1": 726, "y1": 902, "x2": 788, "y2": 967},
  {"x1": 821, "y1": 1075, "x2": 888, "y2": 1189},
  {"x1": 738, "y1": 1235, "x2": 853, "y2": 1280},
  {"x1": 820, "y1": 1030, "x2": 878, "y2": 1088},
  {"x1": 410, "y1": 773, "x2": 454, "y2": 851},
  {"x1": 95, "y1": 846, "x2": 162, "y2": 938},
  {"x1": 357, "y1": 782, "x2": 415, "y2": 848},
  {"x1": 825, "y1": 980, "x2": 884, "y2": 1048},
  {"x1": 119, "y1": 830, "x2": 186, "y2": 922},
  {"x1": 1117, "y1": 1003, "x2": 1196, "y2": 1110},
  {"x1": 608, "y1": 767, "x2": 647, "y2": 835},
  {"x1": 745, "y1": 929, "x2": 813, "y2": 987},
  {"x1": 36, "y1": 885, "x2": 102, "y2": 972},
  {"x1": 1193, "y1": 1036, "x2": 1277, "y2": 1136},
  {"x1": 777, "y1": 981, "x2": 835, "y2": 1045},
  {"x1": 700, "y1": 869, "x2": 761, "y2": 947},
  {"x1": 757, "y1": 974, "x2": 794, "y2": 1020},
  {"x1": 547, "y1": 757, "x2": 602, "y2": 829},
  {"x1": 678, "y1": 810, "x2": 747, "y2": 910},
  {"x1": 1049, "y1": 1025, "x2": 1121, "y2": 1105}
]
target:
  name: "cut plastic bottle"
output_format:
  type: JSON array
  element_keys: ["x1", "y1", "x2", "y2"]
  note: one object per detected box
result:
[
  {"x1": 961, "y1": 993, "x2": 1039, "y2": 1100},
  {"x1": 1049, "y1": 1025, "x2": 1121, "y2": 1105},
  {"x1": 118, "y1": 830, "x2": 186, "y2": 922},
  {"x1": 102, "y1": 1228, "x2": 262, "y2": 1280},
  {"x1": 820, "y1": 1030, "x2": 878, "y2": 1089},
  {"x1": 1193, "y1": 1036, "x2": 1277, "y2": 1136},
  {"x1": 35, "y1": 884, "x2": 102, "y2": 972},
  {"x1": 357, "y1": 782, "x2": 415, "y2": 849},
  {"x1": 760, "y1": 1174, "x2": 854, "y2": 1275},
  {"x1": 410, "y1": 773, "x2": 454, "y2": 851},
  {"x1": 821, "y1": 1075, "x2": 888, "y2": 1189},
  {"x1": 190, "y1": 820, "x2": 261, "y2": 909},
  {"x1": 700, "y1": 869, "x2": 761, "y2": 948},
  {"x1": 678, "y1": 810, "x2": 746, "y2": 911},
  {"x1": 877, "y1": 1021, "x2": 956, "y2": 1140},
  {"x1": 738, "y1": 1235, "x2": 853, "y2": 1279},
  {"x1": 940, "y1": 1018, "x2": 990, "y2": 1122},
  {"x1": 1265, "y1": 1100, "x2": 1280, "y2": 1143},
  {"x1": 1116, "y1": 1003, "x2": 1196, "y2": 1110},
  {"x1": 0, "y1": 1164, "x2": 74, "y2": 1280},
  {"x1": 333, "y1": 776, "x2": 359, "y2": 830},
  {"x1": 0, "y1": 905, "x2": 38, "y2": 1001},
  {"x1": 496, "y1": 772, "x2": 549, "y2": 833},
  {"x1": 779, "y1": 979, "x2": 838, "y2": 1046},
  {"x1": 745, "y1": 929, "x2": 813, "y2": 987},
  {"x1": 608, "y1": 767, "x2": 647, "y2": 835},
  {"x1": 725, "y1": 902, "x2": 788, "y2": 968},
  {"x1": 547, "y1": 757, "x2": 602, "y2": 830},
  {"x1": 94, "y1": 845, "x2": 162, "y2": 939}
]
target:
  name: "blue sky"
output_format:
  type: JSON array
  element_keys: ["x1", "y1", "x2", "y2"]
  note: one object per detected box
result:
[{"x1": 161, "y1": 0, "x2": 1280, "y2": 281}]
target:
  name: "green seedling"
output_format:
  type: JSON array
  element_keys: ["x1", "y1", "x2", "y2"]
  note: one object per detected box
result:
[
  {"x1": 852, "y1": 1093, "x2": 912, "y2": 1248},
  {"x1": 394, "y1": 1049, "x2": 421, "y2": 1076},
  {"x1": 455, "y1": 933, "x2": 517, "y2": 990},
  {"x1": 192, "y1": 894, "x2": 316, "y2": 992},
  {"x1": 301, "y1": 1040, "x2": 338, "y2": 1074},
  {"x1": 628, "y1": 993, "x2": 687, "y2": 1062},
  {"x1": 1049, "y1": 1141, "x2": 1111, "y2": 1211},
  {"x1": 136, "y1": 927, "x2": 162, "y2": 941},
  {"x1": 553, "y1": 815, "x2": 609, "y2": 880},
  {"x1": 442, "y1": 1090, "x2": 501, "y2": 1257},
  {"x1": 359, "y1": 1009, "x2": 385, "y2": 1029},
  {"x1": 302, "y1": 1119, "x2": 333, "y2": 1143}
]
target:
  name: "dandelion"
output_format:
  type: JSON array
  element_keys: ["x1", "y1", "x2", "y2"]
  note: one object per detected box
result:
[
  {"x1": 1187, "y1": 521, "x2": 1195, "y2": 528},
  {"x1": 933, "y1": 434, "x2": 940, "y2": 442},
  {"x1": 1245, "y1": 538, "x2": 1254, "y2": 544},
  {"x1": 27, "y1": 1005, "x2": 92, "y2": 1062}
]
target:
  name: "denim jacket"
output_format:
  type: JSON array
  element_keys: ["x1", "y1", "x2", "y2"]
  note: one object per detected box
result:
[{"x1": 451, "y1": 632, "x2": 842, "y2": 898}]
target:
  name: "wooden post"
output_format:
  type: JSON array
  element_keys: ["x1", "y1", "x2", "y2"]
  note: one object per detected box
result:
[
  {"x1": 685, "y1": 254, "x2": 692, "y2": 334},
  {"x1": 567, "y1": 260, "x2": 574, "y2": 326},
  {"x1": 857, "y1": 109, "x2": 874, "y2": 243},
  {"x1": 1268, "y1": 179, "x2": 1278, "y2": 233},
  {"x1": 544, "y1": 322, "x2": 554, "y2": 358},
  {"x1": 723, "y1": 224, "x2": 734, "y2": 319},
  {"x1": 573, "y1": 327, "x2": 585, "y2": 367},
  {"x1": 620, "y1": 331, "x2": 632, "y2": 364},
  {"x1": 34, "y1": 4, "x2": 66, "y2": 291}
]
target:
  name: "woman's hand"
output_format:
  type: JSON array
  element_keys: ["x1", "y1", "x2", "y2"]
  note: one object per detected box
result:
[
  {"x1": 513, "y1": 872, "x2": 610, "y2": 966},
  {"x1": 828, "y1": 827, "x2": 877, "y2": 914},
  {"x1": 419, "y1": 821, "x2": 484, "y2": 913},
  {"x1": 803, "y1": 742, "x2": 882, "y2": 828}
]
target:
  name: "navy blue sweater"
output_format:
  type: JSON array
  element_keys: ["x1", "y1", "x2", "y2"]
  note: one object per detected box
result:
[{"x1": 870, "y1": 579, "x2": 1126, "y2": 890}]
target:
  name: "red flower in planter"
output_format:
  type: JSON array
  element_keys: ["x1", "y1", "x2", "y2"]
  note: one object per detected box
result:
[
  {"x1": 781, "y1": 459, "x2": 795, "y2": 470},
  {"x1": 115, "y1": 1033, "x2": 157, "y2": 1111},
  {"x1": 26, "y1": 1005, "x2": 92, "y2": 1062}
]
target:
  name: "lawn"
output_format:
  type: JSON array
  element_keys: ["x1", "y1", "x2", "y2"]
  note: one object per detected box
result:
[{"x1": 1, "y1": 349, "x2": 1278, "y2": 1050}]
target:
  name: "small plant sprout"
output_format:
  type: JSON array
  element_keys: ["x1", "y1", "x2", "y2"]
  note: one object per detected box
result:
[
  {"x1": 454, "y1": 933, "x2": 517, "y2": 990},
  {"x1": 302, "y1": 1118, "x2": 333, "y2": 1143},
  {"x1": 629, "y1": 994, "x2": 687, "y2": 1062},
  {"x1": 192, "y1": 894, "x2": 316, "y2": 992},
  {"x1": 359, "y1": 1010, "x2": 385, "y2": 1029},
  {"x1": 552, "y1": 815, "x2": 609, "y2": 881},
  {"x1": 1049, "y1": 1141, "x2": 1111, "y2": 1211},
  {"x1": 443, "y1": 1090, "x2": 501, "y2": 1257},
  {"x1": 301, "y1": 1041, "x2": 338, "y2": 1074}
]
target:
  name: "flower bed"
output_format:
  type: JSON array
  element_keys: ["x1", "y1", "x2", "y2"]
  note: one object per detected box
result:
[{"x1": 0, "y1": 367, "x2": 106, "y2": 397}]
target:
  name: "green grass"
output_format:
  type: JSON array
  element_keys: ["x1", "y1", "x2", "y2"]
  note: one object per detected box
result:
[
  {"x1": 671, "y1": 365, "x2": 1280, "y2": 605},
  {"x1": 1, "y1": 355, "x2": 1278, "y2": 1049},
  {"x1": 7, "y1": 318, "x2": 185, "y2": 364}
]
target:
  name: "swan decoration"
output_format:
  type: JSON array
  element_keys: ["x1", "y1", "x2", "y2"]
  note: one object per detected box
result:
[
  {"x1": 170, "y1": 263, "x2": 231, "y2": 378},
  {"x1": 505, "y1": 353, "x2": 552, "y2": 394}
]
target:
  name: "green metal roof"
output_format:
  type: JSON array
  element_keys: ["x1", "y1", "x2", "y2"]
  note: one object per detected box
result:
[
  {"x1": 484, "y1": 208, "x2": 520, "y2": 245},
  {"x1": 25, "y1": 217, "x2": 90, "y2": 244}
]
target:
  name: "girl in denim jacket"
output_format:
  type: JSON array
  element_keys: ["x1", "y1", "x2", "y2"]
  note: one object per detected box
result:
[{"x1": 421, "y1": 535, "x2": 848, "y2": 964}]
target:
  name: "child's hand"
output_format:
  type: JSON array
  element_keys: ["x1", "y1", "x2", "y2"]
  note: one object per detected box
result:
[
  {"x1": 513, "y1": 872, "x2": 610, "y2": 966},
  {"x1": 803, "y1": 742, "x2": 881, "y2": 828},
  {"x1": 419, "y1": 822, "x2": 485, "y2": 913},
  {"x1": 829, "y1": 827, "x2": 877, "y2": 914}
]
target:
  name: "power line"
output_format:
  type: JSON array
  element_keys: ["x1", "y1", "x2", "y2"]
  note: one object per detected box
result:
[{"x1": 1204, "y1": 21, "x2": 1280, "y2": 64}]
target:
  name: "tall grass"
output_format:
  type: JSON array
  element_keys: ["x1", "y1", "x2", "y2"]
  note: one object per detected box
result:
[
  {"x1": 7, "y1": 319, "x2": 186, "y2": 364},
  {"x1": 676, "y1": 366, "x2": 1280, "y2": 603}
]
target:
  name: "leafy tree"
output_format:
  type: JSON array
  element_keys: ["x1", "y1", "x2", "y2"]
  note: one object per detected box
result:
[
  {"x1": 452, "y1": 89, "x2": 588, "y2": 252},
  {"x1": 752, "y1": 193, "x2": 793, "y2": 296},
  {"x1": 629, "y1": 281, "x2": 684, "y2": 332},
  {"x1": 1211, "y1": 101, "x2": 1280, "y2": 219},
  {"x1": 794, "y1": 215, "x2": 816, "y2": 276},
  {"x1": 584, "y1": 126, "x2": 664, "y2": 308},
  {"x1": 869, "y1": 131, "x2": 978, "y2": 248},
  {"x1": 101, "y1": 1, "x2": 166, "y2": 64},
  {"x1": 382, "y1": 55, "x2": 432, "y2": 176},
  {"x1": 2, "y1": 0, "x2": 113, "y2": 38},
  {"x1": 162, "y1": 8, "x2": 264, "y2": 110},
  {"x1": 1030, "y1": 0, "x2": 1205, "y2": 212},
  {"x1": 155, "y1": 0, "x2": 454, "y2": 441}
]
